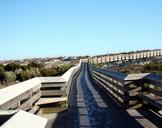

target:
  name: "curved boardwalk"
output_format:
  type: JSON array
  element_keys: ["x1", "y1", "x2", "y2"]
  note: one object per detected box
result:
[{"x1": 46, "y1": 63, "x2": 144, "y2": 128}]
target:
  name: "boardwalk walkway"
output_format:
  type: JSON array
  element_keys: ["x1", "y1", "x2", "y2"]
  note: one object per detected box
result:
[{"x1": 45, "y1": 63, "x2": 157, "y2": 128}]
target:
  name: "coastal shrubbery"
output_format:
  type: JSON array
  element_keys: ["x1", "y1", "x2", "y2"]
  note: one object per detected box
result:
[{"x1": 0, "y1": 62, "x2": 73, "y2": 88}]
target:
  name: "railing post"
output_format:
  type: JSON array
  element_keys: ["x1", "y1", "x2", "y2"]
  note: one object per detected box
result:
[
  {"x1": 150, "y1": 84, "x2": 155, "y2": 96},
  {"x1": 123, "y1": 81, "x2": 130, "y2": 107}
]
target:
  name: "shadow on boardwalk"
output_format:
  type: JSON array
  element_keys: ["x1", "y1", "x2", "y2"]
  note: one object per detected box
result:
[{"x1": 45, "y1": 63, "x2": 161, "y2": 128}]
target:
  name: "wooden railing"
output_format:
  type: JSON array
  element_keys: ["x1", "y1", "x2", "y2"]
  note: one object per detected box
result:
[
  {"x1": 0, "y1": 61, "x2": 81, "y2": 127},
  {"x1": 89, "y1": 49, "x2": 162, "y2": 64},
  {"x1": 89, "y1": 65, "x2": 162, "y2": 111},
  {"x1": 138, "y1": 74, "x2": 162, "y2": 113},
  {"x1": 89, "y1": 66, "x2": 128, "y2": 107},
  {"x1": 0, "y1": 78, "x2": 42, "y2": 111}
]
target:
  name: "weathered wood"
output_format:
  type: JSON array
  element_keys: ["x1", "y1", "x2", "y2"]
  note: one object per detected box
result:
[
  {"x1": 29, "y1": 106, "x2": 40, "y2": 114},
  {"x1": 0, "y1": 89, "x2": 33, "y2": 110},
  {"x1": 127, "y1": 110, "x2": 158, "y2": 128},
  {"x1": 90, "y1": 49, "x2": 162, "y2": 64},
  {"x1": 0, "y1": 110, "x2": 18, "y2": 116},
  {"x1": 0, "y1": 110, "x2": 47, "y2": 128},
  {"x1": 128, "y1": 103, "x2": 142, "y2": 109},
  {"x1": 41, "y1": 90, "x2": 66, "y2": 96},
  {"x1": 147, "y1": 88, "x2": 162, "y2": 97},
  {"x1": 35, "y1": 97, "x2": 67, "y2": 105},
  {"x1": 0, "y1": 83, "x2": 41, "y2": 110},
  {"x1": 93, "y1": 71, "x2": 124, "y2": 91},
  {"x1": 93, "y1": 75, "x2": 125, "y2": 105},
  {"x1": 18, "y1": 92, "x2": 41, "y2": 111},
  {"x1": 19, "y1": 97, "x2": 32, "y2": 111},
  {"x1": 93, "y1": 69, "x2": 125, "y2": 82},
  {"x1": 31, "y1": 92, "x2": 41, "y2": 104},
  {"x1": 92, "y1": 74, "x2": 124, "y2": 99},
  {"x1": 41, "y1": 83, "x2": 65, "y2": 88},
  {"x1": 129, "y1": 87, "x2": 142, "y2": 94},
  {"x1": 158, "y1": 110, "x2": 162, "y2": 115},
  {"x1": 147, "y1": 79, "x2": 162, "y2": 88},
  {"x1": 138, "y1": 94, "x2": 162, "y2": 109}
]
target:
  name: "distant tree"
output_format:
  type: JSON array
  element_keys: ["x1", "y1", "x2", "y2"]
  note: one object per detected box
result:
[
  {"x1": 30, "y1": 67, "x2": 40, "y2": 78},
  {"x1": 40, "y1": 67, "x2": 58, "y2": 76},
  {"x1": 27, "y1": 61, "x2": 43, "y2": 68},
  {"x1": 5, "y1": 71, "x2": 16, "y2": 83},
  {"x1": 0, "y1": 66, "x2": 5, "y2": 82},
  {"x1": 0, "y1": 64, "x2": 4, "y2": 69},
  {"x1": 57, "y1": 64, "x2": 73, "y2": 75},
  {"x1": 20, "y1": 65, "x2": 28, "y2": 70},
  {"x1": 142, "y1": 61, "x2": 162, "y2": 74},
  {"x1": 1, "y1": 61, "x2": 73, "y2": 83},
  {"x1": 17, "y1": 69, "x2": 32, "y2": 81},
  {"x1": 92, "y1": 63, "x2": 104, "y2": 68},
  {"x1": 40, "y1": 68, "x2": 50, "y2": 76},
  {"x1": 5, "y1": 62, "x2": 21, "y2": 71}
]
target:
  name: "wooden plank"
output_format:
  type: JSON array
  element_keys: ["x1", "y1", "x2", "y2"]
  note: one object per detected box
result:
[
  {"x1": 29, "y1": 106, "x2": 40, "y2": 114},
  {"x1": 41, "y1": 90, "x2": 65, "y2": 96},
  {"x1": 129, "y1": 103, "x2": 143, "y2": 109},
  {"x1": 93, "y1": 72, "x2": 124, "y2": 91},
  {"x1": 127, "y1": 110, "x2": 158, "y2": 128},
  {"x1": 0, "y1": 89, "x2": 33, "y2": 110},
  {"x1": 138, "y1": 94, "x2": 162, "y2": 109},
  {"x1": 41, "y1": 83, "x2": 65, "y2": 88},
  {"x1": 158, "y1": 110, "x2": 162, "y2": 115},
  {"x1": 93, "y1": 69, "x2": 125, "y2": 82},
  {"x1": 129, "y1": 87, "x2": 142, "y2": 94},
  {"x1": 147, "y1": 79, "x2": 162, "y2": 88},
  {"x1": 147, "y1": 88, "x2": 162, "y2": 97},
  {"x1": 0, "y1": 78, "x2": 41, "y2": 106},
  {"x1": 38, "y1": 77, "x2": 66, "y2": 84},
  {"x1": 0, "y1": 110, "x2": 18, "y2": 115},
  {"x1": 143, "y1": 94, "x2": 162, "y2": 101},
  {"x1": 0, "y1": 85, "x2": 40, "y2": 110},
  {"x1": 17, "y1": 92, "x2": 41, "y2": 111},
  {"x1": 19, "y1": 98, "x2": 32, "y2": 111},
  {"x1": 1, "y1": 110, "x2": 47, "y2": 128},
  {"x1": 92, "y1": 73, "x2": 124, "y2": 95},
  {"x1": 35, "y1": 97, "x2": 67, "y2": 105},
  {"x1": 93, "y1": 75, "x2": 125, "y2": 99},
  {"x1": 92, "y1": 76, "x2": 125, "y2": 104},
  {"x1": 31, "y1": 92, "x2": 41, "y2": 104}
]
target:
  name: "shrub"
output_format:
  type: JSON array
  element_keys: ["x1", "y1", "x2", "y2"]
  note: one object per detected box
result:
[
  {"x1": 5, "y1": 62, "x2": 21, "y2": 71},
  {"x1": 5, "y1": 71, "x2": 17, "y2": 83}
]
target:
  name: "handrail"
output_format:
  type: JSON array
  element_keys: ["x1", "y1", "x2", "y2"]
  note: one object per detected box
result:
[
  {"x1": 89, "y1": 49, "x2": 162, "y2": 64},
  {"x1": 61, "y1": 60, "x2": 82, "y2": 108},
  {"x1": 0, "y1": 61, "x2": 81, "y2": 109},
  {"x1": 0, "y1": 61, "x2": 82, "y2": 127},
  {"x1": 89, "y1": 64, "x2": 162, "y2": 109}
]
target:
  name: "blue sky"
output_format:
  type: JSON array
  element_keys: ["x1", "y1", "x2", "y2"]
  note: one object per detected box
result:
[{"x1": 0, "y1": 0, "x2": 162, "y2": 60}]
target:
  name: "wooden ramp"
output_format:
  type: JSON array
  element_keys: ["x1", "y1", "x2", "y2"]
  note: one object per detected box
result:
[{"x1": 35, "y1": 97, "x2": 67, "y2": 106}]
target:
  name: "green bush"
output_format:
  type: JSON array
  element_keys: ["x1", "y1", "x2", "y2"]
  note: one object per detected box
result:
[
  {"x1": 5, "y1": 62, "x2": 21, "y2": 71},
  {"x1": 17, "y1": 69, "x2": 32, "y2": 81},
  {"x1": 0, "y1": 66, "x2": 5, "y2": 81},
  {"x1": 40, "y1": 64, "x2": 72, "y2": 77},
  {"x1": 28, "y1": 61, "x2": 43, "y2": 68},
  {"x1": 5, "y1": 71, "x2": 17, "y2": 83}
]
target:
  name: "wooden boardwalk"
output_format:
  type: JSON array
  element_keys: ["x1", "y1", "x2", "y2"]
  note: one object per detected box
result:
[{"x1": 45, "y1": 63, "x2": 162, "y2": 128}]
